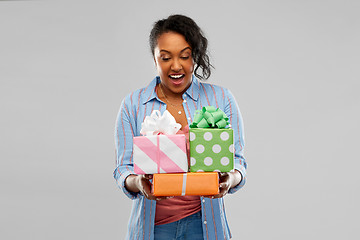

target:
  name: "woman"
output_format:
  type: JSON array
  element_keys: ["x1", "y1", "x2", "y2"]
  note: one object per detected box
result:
[{"x1": 114, "y1": 14, "x2": 247, "y2": 240}]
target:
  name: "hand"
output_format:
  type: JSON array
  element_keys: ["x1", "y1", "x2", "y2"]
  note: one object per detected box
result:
[
  {"x1": 135, "y1": 174, "x2": 156, "y2": 200},
  {"x1": 205, "y1": 171, "x2": 242, "y2": 199},
  {"x1": 125, "y1": 174, "x2": 170, "y2": 201}
]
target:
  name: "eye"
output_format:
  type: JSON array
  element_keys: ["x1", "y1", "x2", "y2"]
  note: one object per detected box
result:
[
  {"x1": 161, "y1": 57, "x2": 170, "y2": 61},
  {"x1": 180, "y1": 56, "x2": 190, "y2": 60}
]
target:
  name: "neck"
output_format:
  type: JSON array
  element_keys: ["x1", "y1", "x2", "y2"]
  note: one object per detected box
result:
[{"x1": 159, "y1": 83, "x2": 185, "y2": 100}]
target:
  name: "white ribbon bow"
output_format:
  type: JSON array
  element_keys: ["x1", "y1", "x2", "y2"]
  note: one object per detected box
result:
[{"x1": 140, "y1": 110, "x2": 182, "y2": 136}]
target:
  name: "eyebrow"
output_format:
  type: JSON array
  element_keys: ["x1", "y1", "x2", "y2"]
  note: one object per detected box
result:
[{"x1": 159, "y1": 47, "x2": 191, "y2": 54}]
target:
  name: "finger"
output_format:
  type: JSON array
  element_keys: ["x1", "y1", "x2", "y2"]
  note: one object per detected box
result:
[
  {"x1": 143, "y1": 174, "x2": 153, "y2": 180},
  {"x1": 212, "y1": 187, "x2": 228, "y2": 199},
  {"x1": 203, "y1": 186, "x2": 227, "y2": 199},
  {"x1": 203, "y1": 195, "x2": 216, "y2": 199},
  {"x1": 139, "y1": 177, "x2": 157, "y2": 200},
  {"x1": 142, "y1": 187, "x2": 152, "y2": 197},
  {"x1": 205, "y1": 193, "x2": 223, "y2": 199},
  {"x1": 211, "y1": 181, "x2": 231, "y2": 199},
  {"x1": 219, "y1": 182, "x2": 230, "y2": 189},
  {"x1": 141, "y1": 188, "x2": 158, "y2": 200},
  {"x1": 155, "y1": 196, "x2": 173, "y2": 201},
  {"x1": 143, "y1": 193, "x2": 157, "y2": 200}
]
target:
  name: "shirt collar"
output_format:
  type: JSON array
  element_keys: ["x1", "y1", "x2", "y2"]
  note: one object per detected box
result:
[
  {"x1": 184, "y1": 75, "x2": 200, "y2": 102},
  {"x1": 142, "y1": 75, "x2": 200, "y2": 104},
  {"x1": 141, "y1": 77, "x2": 159, "y2": 105}
]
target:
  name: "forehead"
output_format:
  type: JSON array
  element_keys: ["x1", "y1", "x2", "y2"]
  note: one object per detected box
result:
[{"x1": 156, "y1": 32, "x2": 191, "y2": 52}]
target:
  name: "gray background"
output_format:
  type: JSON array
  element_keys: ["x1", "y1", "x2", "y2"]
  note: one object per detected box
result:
[{"x1": 1, "y1": 0, "x2": 359, "y2": 239}]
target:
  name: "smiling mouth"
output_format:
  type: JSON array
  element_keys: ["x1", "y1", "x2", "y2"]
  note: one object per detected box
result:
[{"x1": 169, "y1": 74, "x2": 185, "y2": 80}]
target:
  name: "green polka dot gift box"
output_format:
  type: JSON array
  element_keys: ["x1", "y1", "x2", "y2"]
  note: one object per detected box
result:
[{"x1": 189, "y1": 106, "x2": 234, "y2": 173}]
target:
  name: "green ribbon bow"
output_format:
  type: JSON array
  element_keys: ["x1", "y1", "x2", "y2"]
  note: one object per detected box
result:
[{"x1": 190, "y1": 106, "x2": 229, "y2": 128}]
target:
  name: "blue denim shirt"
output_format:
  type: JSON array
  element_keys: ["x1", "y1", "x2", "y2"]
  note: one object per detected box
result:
[{"x1": 114, "y1": 75, "x2": 247, "y2": 240}]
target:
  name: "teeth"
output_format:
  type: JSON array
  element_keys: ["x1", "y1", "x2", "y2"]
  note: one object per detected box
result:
[{"x1": 170, "y1": 74, "x2": 183, "y2": 79}]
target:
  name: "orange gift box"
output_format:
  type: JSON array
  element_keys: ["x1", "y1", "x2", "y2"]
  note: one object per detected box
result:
[{"x1": 152, "y1": 172, "x2": 219, "y2": 196}]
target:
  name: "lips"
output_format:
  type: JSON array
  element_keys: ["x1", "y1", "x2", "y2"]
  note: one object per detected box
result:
[{"x1": 169, "y1": 74, "x2": 185, "y2": 86}]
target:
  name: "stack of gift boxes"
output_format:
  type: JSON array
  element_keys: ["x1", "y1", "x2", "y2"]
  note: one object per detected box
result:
[{"x1": 133, "y1": 106, "x2": 234, "y2": 197}]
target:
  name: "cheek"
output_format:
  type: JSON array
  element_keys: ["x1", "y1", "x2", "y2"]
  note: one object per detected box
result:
[
  {"x1": 156, "y1": 62, "x2": 169, "y2": 75},
  {"x1": 186, "y1": 62, "x2": 194, "y2": 73}
]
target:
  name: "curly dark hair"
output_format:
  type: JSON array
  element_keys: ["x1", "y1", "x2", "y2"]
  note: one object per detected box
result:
[{"x1": 149, "y1": 14, "x2": 213, "y2": 80}]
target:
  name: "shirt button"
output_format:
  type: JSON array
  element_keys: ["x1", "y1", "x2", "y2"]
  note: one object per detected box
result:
[
  {"x1": 183, "y1": 99, "x2": 187, "y2": 103},
  {"x1": 203, "y1": 221, "x2": 207, "y2": 225},
  {"x1": 202, "y1": 199, "x2": 205, "y2": 203},
  {"x1": 188, "y1": 117, "x2": 191, "y2": 121}
]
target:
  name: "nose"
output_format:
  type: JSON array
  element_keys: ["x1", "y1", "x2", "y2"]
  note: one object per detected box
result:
[{"x1": 171, "y1": 58, "x2": 182, "y2": 72}]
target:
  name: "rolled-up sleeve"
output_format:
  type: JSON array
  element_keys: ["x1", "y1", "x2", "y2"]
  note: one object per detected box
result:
[{"x1": 223, "y1": 88, "x2": 247, "y2": 193}]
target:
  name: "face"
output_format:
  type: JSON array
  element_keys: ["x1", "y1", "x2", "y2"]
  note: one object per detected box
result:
[{"x1": 154, "y1": 31, "x2": 194, "y2": 95}]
